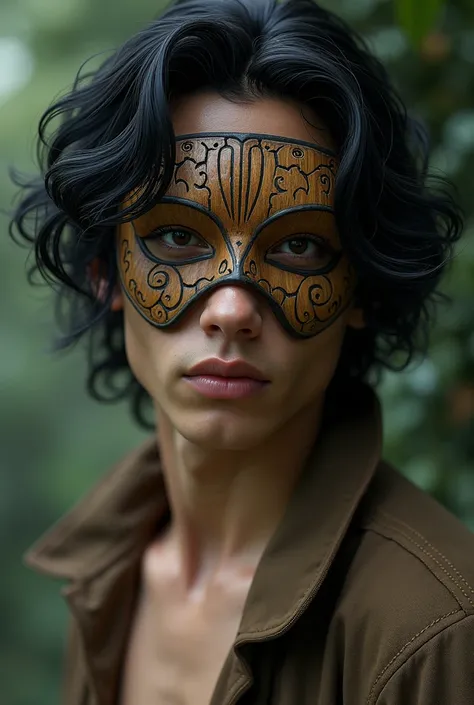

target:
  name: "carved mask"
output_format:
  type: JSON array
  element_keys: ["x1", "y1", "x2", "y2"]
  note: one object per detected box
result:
[{"x1": 117, "y1": 133, "x2": 357, "y2": 337}]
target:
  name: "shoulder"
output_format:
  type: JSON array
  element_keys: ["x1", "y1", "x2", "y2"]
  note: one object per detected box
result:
[
  {"x1": 334, "y1": 460, "x2": 474, "y2": 704},
  {"x1": 361, "y1": 460, "x2": 474, "y2": 615}
]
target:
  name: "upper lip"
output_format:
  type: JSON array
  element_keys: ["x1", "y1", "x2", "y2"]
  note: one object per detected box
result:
[{"x1": 186, "y1": 358, "x2": 268, "y2": 381}]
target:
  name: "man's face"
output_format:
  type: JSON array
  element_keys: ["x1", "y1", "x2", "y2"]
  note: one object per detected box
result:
[{"x1": 115, "y1": 92, "x2": 364, "y2": 449}]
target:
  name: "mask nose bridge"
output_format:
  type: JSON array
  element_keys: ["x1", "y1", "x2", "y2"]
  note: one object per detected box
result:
[
  {"x1": 233, "y1": 227, "x2": 249, "y2": 264},
  {"x1": 206, "y1": 224, "x2": 276, "y2": 319},
  {"x1": 224, "y1": 217, "x2": 257, "y2": 269},
  {"x1": 198, "y1": 215, "x2": 268, "y2": 304},
  {"x1": 217, "y1": 217, "x2": 251, "y2": 277}
]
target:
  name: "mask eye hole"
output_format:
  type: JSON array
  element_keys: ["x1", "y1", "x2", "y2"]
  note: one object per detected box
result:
[{"x1": 139, "y1": 226, "x2": 213, "y2": 263}]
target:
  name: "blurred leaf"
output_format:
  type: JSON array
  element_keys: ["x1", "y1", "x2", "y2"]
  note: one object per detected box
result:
[{"x1": 395, "y1": 0, "x2": 444, "y2": 46}]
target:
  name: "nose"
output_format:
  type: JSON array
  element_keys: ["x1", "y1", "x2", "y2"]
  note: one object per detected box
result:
[{"x1": 199, "y1": 284, "x2": 263, "y2": 341}]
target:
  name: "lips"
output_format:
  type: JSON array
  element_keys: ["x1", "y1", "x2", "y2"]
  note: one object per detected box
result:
[
  {"x1": 185, "y1": 358, "x2": 268, "y2": 382},
  {"x1": 183, "y1": 358, "x2": 270, "y2": 400}
]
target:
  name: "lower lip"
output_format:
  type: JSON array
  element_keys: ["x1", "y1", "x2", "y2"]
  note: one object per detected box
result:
[{"x1": 183, "y1": 375, "x2": 268, "y2": 399}]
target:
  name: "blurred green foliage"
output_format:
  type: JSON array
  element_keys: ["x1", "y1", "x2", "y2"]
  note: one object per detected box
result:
[
  {"x1": 395, "y1": 0, "x2": 444, "y2": 45},
  {"x1": 0, "y1": 1, "x2": 473, "y2": 704}
]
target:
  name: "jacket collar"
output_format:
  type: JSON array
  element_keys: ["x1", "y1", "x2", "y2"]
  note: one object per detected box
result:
[
  {"x1": 25, "y1": 379, "x2": 383, "y2": 638},
  {"x1": 24, "y1": 437, "x2": 168, "y2": 582}
]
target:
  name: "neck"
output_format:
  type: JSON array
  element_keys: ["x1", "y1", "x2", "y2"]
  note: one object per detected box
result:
[{"x1": 154, "y1": 396, "x2": 325, "y2": 592}]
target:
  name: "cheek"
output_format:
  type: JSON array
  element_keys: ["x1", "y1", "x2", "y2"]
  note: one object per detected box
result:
[
  {"x1": 123, "y1": 311, "x2": 149, "y2": 390},
  {"x1": 122, "y1": 300, "x2": 166, "y2": 394},
  {"x1": 286, "y1": 318, "x2": 348, "y2": 397}
]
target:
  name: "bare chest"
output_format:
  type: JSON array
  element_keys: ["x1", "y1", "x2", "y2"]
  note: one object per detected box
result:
[{"x1": 119, "y1": 544, "x2": 254, "y2": 705}]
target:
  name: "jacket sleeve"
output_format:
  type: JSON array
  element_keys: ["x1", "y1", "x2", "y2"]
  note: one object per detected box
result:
[{"x1": 375, "y1": 615, "x2": 474, "y2": 704}]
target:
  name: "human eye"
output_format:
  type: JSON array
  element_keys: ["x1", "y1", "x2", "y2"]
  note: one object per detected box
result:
[
  {"x1": 267, "y1": 235, "x2": 337, "y2": 271},
  {"x1": 140, "y1": 226, "x2": 212, "y2": 261}
]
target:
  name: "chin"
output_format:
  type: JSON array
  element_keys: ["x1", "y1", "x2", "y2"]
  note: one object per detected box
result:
[{"x1": 176, "y1": 410, "x2": 272, "y2": 451}]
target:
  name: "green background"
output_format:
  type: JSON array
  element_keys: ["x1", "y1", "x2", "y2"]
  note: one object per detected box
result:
[{"x1": 1, "y1": 1, "x2": 473, "y2": 703}]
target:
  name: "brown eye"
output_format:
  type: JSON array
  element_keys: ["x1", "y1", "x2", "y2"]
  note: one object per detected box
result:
[
  {"x1": 286, "y1": 238, "x2": 313, "y2": 255},
  {"x1": 141, "y1": 227, "x2": 212, "y2": 262},
  {"x1": 163, "y1": 230, "x2": 194, "y2": 247},
  {"x1": 267, "y1": 235, "x2": 337, "y2": 271}
]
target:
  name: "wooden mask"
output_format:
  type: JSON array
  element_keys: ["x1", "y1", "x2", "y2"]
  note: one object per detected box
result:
[{"x1": 117, "y1": 133, "x2": 357, "y2": 337}]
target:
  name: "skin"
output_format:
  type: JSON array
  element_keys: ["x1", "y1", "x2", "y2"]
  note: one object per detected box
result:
[{"x1": 106, "y1": 91, "x2": 365, "y2": 593}]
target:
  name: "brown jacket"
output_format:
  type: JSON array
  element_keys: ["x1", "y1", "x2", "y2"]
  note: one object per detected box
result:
[{"x1": 25, "y1": 384, "x2": 474, "y2": 705}]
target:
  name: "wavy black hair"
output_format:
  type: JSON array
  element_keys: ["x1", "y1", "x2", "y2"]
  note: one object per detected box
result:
[{"x1": 9, "y1": 0, "x2": 463, "y2": 429}]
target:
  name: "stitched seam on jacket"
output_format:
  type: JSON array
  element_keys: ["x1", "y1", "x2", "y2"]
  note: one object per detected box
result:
[
  {"x1": 223, "y1": 673, "x2": 247, "y2": 705},
  {"x1": 366, "y1": 609, "x2": 460, "y2": 705},
  {"x1": 376, "y1": 512, "x2": 474, "y2": 610},
  {"x1": 381, "y1": 512, "x2": 474, "y2": 598},
  {"x1": 365, "y1": 522, "x2": 464, "y2": 612}
]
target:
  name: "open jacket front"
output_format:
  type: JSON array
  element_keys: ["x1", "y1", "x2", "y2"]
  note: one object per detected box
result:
[{"x1": 25, "y1": 383, "x2": 474, "y2": 705}]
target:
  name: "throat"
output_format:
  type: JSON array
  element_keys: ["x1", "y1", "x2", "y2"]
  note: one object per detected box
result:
[{"x1": 119, "y1": 534, "x2": 255, "y2": 705}]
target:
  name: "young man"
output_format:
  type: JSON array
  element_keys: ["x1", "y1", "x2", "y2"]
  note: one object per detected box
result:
[{"x1": 11, "y1": 0, "x2": 474, "y2": 704}]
